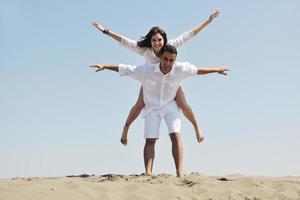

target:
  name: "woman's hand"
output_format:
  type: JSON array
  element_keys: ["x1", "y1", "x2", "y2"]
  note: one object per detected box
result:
[
  {"x1": 92, "y1": 21, "x2": 105, "y2": 32},
  {"x1": 208, "y1": 9, "x2": 220, "y2": 22}
]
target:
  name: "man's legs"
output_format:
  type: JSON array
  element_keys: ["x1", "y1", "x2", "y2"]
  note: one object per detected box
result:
[
  {"x1": 143, "y1": 111, "x2": 161, "y2": 176},
  {"x1": 144, "y1": 138, "x2": 157, "y2": 176},
  {"x1": 169, "y1": 132, "x2": 184, "y2": 177},
  {"x1": 164, "y1": 106, "x2": 184, "y2": 177}
]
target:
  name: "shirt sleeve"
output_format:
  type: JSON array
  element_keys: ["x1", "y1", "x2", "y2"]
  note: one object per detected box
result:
[
  {"x1": 178, "y1": 62, "x2": 198, "y2": 78},
  {"x1": 168, "y1": 30, "x2": 195, "y2": 48},
  {"x1": 118, "y1": 64, "x2": 145, "y2": 82},
  {"x1": 120, "y1": 36, "x2": 146, "y2": 54}
]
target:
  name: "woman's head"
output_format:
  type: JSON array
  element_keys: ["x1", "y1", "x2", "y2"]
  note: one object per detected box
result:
[{"x1": 137, "y1": 26, "x2": 167, "y2": 53}]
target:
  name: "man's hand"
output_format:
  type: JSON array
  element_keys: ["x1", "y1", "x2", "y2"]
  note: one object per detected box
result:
[
  {"x1": 208, "y1": 9, "x2": 220, "y2": 22},
  {"x1": 217, "y1": 66, "x2": 229, "y2": 76},
  {"x1": 90, "y1": 64, "x2": 105, "y2": 72}
]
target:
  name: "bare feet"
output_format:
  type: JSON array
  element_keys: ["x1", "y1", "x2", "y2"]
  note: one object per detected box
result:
[
  {"x1": 194, "y1": 123, "x2": 204, "y2": 143},
  {"x1": 145, "y1": 171, "x2": 152, "y2": 176},
  {"x1": 120, "y1": 126, "x2": 129, "y2": 145},
  {"x1": 176, "y1": 170, "x2": 184, "y2": 177}
]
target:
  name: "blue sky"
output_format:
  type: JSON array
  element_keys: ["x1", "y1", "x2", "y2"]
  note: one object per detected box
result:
[{"x1": 1, "y1": 0, "x2": 300, "y2": 178}]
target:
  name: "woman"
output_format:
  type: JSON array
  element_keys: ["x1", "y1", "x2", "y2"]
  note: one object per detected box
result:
[{"x1": 92, "y1": 10, "x2": 219, "y2": 145}]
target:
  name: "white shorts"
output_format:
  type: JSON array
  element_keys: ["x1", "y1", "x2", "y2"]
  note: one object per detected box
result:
[{"x1": 144, "y1": 108, "x2": 181, "y2": 139}]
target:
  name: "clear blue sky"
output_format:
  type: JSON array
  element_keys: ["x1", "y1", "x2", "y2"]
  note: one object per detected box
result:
[{"x1": 1, "y1": 0, "x2": 299, "y2": 178}]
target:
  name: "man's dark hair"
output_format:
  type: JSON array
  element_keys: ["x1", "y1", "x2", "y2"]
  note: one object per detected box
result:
[{"x1": 159, "y1": 44, "x2": 177, "y2": 57}]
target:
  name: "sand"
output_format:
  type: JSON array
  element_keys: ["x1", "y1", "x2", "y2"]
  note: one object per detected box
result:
[{"x1": 1, "y1": 173, "x2": 300, "y2": 200}]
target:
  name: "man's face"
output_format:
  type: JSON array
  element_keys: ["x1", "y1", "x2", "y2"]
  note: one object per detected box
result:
[{"x1": 160, "y1": 52, "x2": 176, "y2": 73}]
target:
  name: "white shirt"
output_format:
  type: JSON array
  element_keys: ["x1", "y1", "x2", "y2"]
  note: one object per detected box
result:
[
  {"x1": 119, "y1": 61, "x2": 198, "y2": 117},
  {"x1": 120, "y1": 31, "x2": 195, "y2": 64}
]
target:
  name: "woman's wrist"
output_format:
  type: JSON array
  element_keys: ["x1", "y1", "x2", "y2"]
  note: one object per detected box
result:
[{"x1": 103, "y1": 29, "x2": 110, "y2": 35}]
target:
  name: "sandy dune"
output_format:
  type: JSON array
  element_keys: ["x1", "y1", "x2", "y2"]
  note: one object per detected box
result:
[{"x1": 1, "y1": 173, "x2": 300, "y2": 200}]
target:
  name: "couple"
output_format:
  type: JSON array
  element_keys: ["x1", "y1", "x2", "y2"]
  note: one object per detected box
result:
[{"x1": 90, "y1": 10, "x2": 229, "y2": 177}]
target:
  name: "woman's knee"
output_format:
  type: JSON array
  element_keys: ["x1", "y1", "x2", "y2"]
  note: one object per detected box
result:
[
  {"x1": 137, "y1": 87, "x2": 145, "y2": 108},
  {"x1": 132, "y1": 97, "x2": 145, "y2": 112},
  {"x1": 176, "y1": 98, "x2": 190, "y2": 110},
  {"x1": 135, "y1": 89, "x2": 145, "y2": 110},
  {"x1": 136, "y1": 98, "x2": 145, "y2": 109},
  {"x1": 175, "y1": 87, "x2": 189, "y2": 109}
]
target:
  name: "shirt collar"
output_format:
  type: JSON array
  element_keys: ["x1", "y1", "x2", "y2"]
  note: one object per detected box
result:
[
  {"x1": 154, "y1": 63, "x2": 161, "y2": 73},
  {"x1": 154, "y1": 62, "x2": 176, "y2": 76}
]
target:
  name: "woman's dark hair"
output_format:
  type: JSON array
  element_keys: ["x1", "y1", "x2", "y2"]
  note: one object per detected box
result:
[
  {"x1": 159, "y1": 44, "x2": 177, "y2": 57},
  {"x1": 137, "y1": 26, "x2": 168, "y2": 48}
]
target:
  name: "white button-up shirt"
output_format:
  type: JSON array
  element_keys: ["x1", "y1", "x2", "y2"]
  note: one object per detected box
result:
[{"x1": 119, "y1": 61, "x2": 198, "y2": 117}]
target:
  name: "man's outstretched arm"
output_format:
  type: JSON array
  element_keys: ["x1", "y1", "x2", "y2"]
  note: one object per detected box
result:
[
  {"x1": 90, "y1": 63, "x2": 145, "y2": 82},
  {"x1": 197, "y1": 66, "x2": 229, "y2": 75},
  {"x1": 90, "y1": 64, "x2": 119, "y2": 72}
]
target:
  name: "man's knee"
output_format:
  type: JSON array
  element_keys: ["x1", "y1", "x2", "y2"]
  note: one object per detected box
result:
[
  {"x1": 145, "y1": 138, "x2": 156, "y2": 146},
  {"x1": 170, "y1": 133, "x2": 181, "y2": 144}
]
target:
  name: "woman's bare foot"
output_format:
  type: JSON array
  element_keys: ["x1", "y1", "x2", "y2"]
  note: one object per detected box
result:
[
  {"x1": 194, "y1": 123, "x2": 204, "y2": 143},
  {"x1": 120, "y1": 126, "x2": 129, "y2": 145}
]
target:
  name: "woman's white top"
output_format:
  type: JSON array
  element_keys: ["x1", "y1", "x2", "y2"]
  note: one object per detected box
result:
[{"x1": 120, "y1": 30, "x2": 195, "y2": 64}]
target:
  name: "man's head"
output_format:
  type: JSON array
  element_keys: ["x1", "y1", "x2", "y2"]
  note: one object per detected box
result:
[{"x1": 159, "y1": 45, "x2": 177, "y2": 74}]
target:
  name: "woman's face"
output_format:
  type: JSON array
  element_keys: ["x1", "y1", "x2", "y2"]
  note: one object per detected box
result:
[{"x1": 151, "y1": 33, "x2": 164, "y2": 53}]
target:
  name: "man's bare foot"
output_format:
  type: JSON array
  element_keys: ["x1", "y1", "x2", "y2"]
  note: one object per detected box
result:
[
  {"x1": 120, "y1": 126, "x2": 129, "y2": 145},
  {"x1": 145, "y1": 171, "x2": 152, "y2": 176},
  {"x1": 176, "y1": 171, "x2": 184, "y2": 177},
  {"x1": 194, "y1": 123, "x2": 204, "y2": 143}
]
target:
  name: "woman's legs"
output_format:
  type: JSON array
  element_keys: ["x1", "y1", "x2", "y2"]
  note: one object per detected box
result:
[
  {"x1": 121, "y1": 87, "x2": 145, "y2": 145},
  {"x1": 175, "y1": 87, "x2": 204, "y2": 143}
]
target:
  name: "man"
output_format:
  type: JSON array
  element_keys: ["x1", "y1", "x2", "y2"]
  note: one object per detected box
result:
[{"x1": 90, "y1": 45, "x2": 229, "y2": 177}]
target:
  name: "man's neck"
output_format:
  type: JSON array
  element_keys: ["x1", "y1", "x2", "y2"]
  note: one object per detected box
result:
[{"x1": 159, "y1": 64, "x2": 171, "y2": 75}]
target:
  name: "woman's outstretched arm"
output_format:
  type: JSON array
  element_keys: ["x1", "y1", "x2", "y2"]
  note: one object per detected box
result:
[
  {"x1": 192, "y1": 9, "x2": 220, "y2": 36},
  {"x1": 169, "y1": 9, "x2": 220, "y2": 48},
  {"x1": 92, "y1": 21, "x2": 144, "y2": 54},
  {"x1": 92, "y1": 21, "x2": 123, "y2": 42}
]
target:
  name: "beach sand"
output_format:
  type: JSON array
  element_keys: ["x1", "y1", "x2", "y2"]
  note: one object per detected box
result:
[{"x1": 1, "y1": 173, "x2": 300, "y2": 200}]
